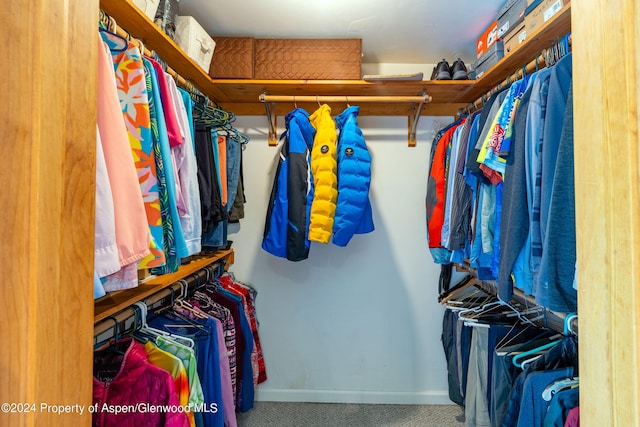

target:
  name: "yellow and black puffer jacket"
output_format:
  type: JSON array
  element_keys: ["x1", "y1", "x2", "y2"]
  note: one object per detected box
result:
[{"x1": 308, "y1": 104, "x2": 338, "y2": 243}]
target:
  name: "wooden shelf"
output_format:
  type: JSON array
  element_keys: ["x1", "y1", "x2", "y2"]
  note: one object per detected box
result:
[
  {"x1": 93, "y1": 249, "x2": 234, "y2": 323},
  {"x1": 100, "y1": 0, "x2": 228, "y2": 101},
  {"x1": 99, "y1": 0, "x2": 470, "y2": 116},
  {"x1": 100, "y1": 0, "x2": 570, "y2": 116},
  {"x1": 213, "y1": 79, "x2": 473, "y2": 116}
]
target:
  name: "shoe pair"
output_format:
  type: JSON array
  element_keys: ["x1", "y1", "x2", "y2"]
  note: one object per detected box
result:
[{"x1": 431, "y1": 58, "x2": 469, "y2": 80}]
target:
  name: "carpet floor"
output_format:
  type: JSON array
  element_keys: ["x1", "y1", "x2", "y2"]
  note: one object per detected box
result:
[{"x1": 236, "y1": 402, "x2": 465, "y2": 427}]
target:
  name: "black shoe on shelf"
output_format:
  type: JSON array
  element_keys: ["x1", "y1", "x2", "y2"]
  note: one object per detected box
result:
[
  {"x1": 451, "y1": 58, "x2": 469, "y2": 80},
  {"x1": 434, "y1": 59, "x2": 452, "y2": 80},
  {"x1": 430, "y1": 66, "x2": 438, "y2": 80}
]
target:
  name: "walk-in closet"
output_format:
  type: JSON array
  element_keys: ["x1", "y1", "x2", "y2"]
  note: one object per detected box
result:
[{"x1": 2, "y1": 0, "x2": 639, "y2": 426}]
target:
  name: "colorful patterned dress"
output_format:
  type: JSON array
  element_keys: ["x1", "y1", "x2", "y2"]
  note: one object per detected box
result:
[{"x1": 100, "y1": 31, "x2": 166, "y2": 269}]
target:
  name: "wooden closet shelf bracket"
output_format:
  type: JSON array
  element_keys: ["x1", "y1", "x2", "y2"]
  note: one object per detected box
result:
[
  {"x1": 263, "y1": 98, "x2": 278, "y2": 146},
  {"x1": 259, "y1": 92, "x2": 432, "y2": 147}
]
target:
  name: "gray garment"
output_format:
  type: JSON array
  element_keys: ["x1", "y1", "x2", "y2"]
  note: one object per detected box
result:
[
  {"x1": 526, "y1": 68, "x2": 553, "y2": 292},
  {"x1": 465, "y1": 327, "x2": 491, "y2": 427},
  {"x1": 539, "y1": 53, "x2": 573, "y2": 245},
  {"x1": 536, "y1": 83, "x2": 577, "y2": 312},
  {"x1": 449, "y1": 111, "x2": 482, "y2": 250},
  {"x1": 490, "y1": 351, "x2": 518, "y2": 427},
  {"x1": 497, "y1": 78, "x2": 536, "y2": 301},
  {"x1": 456, "y1": 317, "x2": 465, "y2": 396}
]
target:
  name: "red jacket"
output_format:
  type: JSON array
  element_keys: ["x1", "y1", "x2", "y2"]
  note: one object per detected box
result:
[
  {"x1": 426, "y1": 120, "x2": 465, "y2": 248},
  {"x1": 93, "y1": 338, "x2": 189, "y2": 427}
]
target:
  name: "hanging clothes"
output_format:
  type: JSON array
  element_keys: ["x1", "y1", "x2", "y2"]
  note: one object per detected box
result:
[
  {"x1": 308, "y1": 104, "x2": 338, "y2": 244},
  {"x1": 449, "y1": 110, "x2": 482, "y2": 264},
  {"x1": 218, "y1": 273, "x2": 267, "y2": 385},
  {"x1": 144, "y1": 341, "x2": 196, "y2": 427},
  {"x1": 500, "y1": 336, "x2": 578, "y2": 427},
  {"x1": 149, "y1": 59, "x2": 190, "y2": 261},
  {"x1": 194, "y1": 126, "x2": 226, "y2": 235},
  {"x1": 148, "y1": 313, "x2": 227, "y2": 427},
  {"x1": 94, "y1": 125, "x2": 119, "y2": 282},
  {"x1": 142, "y1": 57, "x2": 179, "y2": 274},
  {"x1": 217, "y1": 135, "x2": 228, "y2": 207},
  {"x1": 332, "y1": 105, "x2": 374, "y2": 247},
  {"x1": 93, "y1": 338, "x2": 189, "y2": 427},
  {"x1": 262, "y1": 108, "x2": 315, "y2": 261},
  {"x1": 97, "y1": 35, "x2": 150, "y2": 291},
  {"x1": 536, "y1": 54, "x2": 576, "y2": 313},
  {"x1": 497, "y1": 74, "x2": 538, "y2": 301},
  {"x1": 205, "y1": 286, "x2": 255, "y2": 412},
  {"x1": 155, "y1": 336, "x2": 206, "y2": 422},
  {"x1": 224, "y1": 133, "x2": 243, "y2": 215},
  {"x1": 144, "y1": 58, "x2": 190, "y2": 275},
  {"x1": 228, "y1": 150, "x2": 246, "y2": 223},
  {"x1": 100, "y1": 30, "x2": 166, "y2": 270},
  {"x1": 191, "y1": 290, "x2": 238, "y2": 403},
  {"x1": 201, "y1": 132, "x2": 230, "y2": 249},
  {"x1": 440, "y1": 286, "x2": 579, "y2": 427},
  {"x1": 427, "y1": 53, "x2": 576, "y2": 312},
  {"x1": 165, "y1": 75, "x2": 202, "y2": 256},
  {"x1": 426, "y1": 117, "x2": 465, "y2": 264}
]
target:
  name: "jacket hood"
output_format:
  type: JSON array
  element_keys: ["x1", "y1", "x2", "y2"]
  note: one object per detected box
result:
[
  {"x1": 335, "y1": 105, "x2": 360, "y2": 129},
  {"x1": 309, "y1": 104, "x2": 333, "y2": 128},
  {"x1": 285, "y1": 107, "x2": 316, "y2": 151}
]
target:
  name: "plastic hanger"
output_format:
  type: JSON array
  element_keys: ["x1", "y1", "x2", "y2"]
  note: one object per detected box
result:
[
  {"x1": 98, "y1": 27, "x2": 128, "y2": 53},
  {"x1": 496, "y1": 330, "x2": 559, "y2": 357},
  {"x1": 174, "y1": 299, "x2": 209, "y2": 319},
  {"x1": 519, "y1": 353, "x2": 543, "y2": 369},
  {"x1": 564, "y1": 313, "x2": 578, "y2": 336},
  {"x1": 100, "y1": 316, "x2": 126, "y2": 355},
  {"x1": 133, "y1": 301, "x2": 194, "y2": 348},
  {"x1": 542, "y1": 377, "x2": 579, "y2": 401},
  {"x1": 511, "y1": 339, "x2": 561, "y2": 368}
]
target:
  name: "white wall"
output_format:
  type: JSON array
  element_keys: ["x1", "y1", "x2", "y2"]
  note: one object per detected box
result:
[{"x1": 227, "y1": 113, "x2": 459, "y2": 404}]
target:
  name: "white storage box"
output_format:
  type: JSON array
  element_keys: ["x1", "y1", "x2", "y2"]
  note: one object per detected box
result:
[
  {"x1": 132, "y1": 0, "x2": 160, "y2": 21},
  {"x1": 174, "y1": 16, "x2": 216, "y2": 72}
]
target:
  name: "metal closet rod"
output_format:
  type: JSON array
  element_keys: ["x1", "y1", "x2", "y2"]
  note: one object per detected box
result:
[
  {"x1": 259, "y1": 94, "x2": 432, "y2": 103},
  {"x1": 259, "y1": 92, "x2": 430, "y2": 146}
]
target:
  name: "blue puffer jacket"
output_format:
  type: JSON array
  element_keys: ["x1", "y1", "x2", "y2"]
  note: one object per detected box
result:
[
  {"x1": 332, "y1": 106, "x2": 374, "y2": 246},
  {"x1": 262, "y1": 108, "x2": 316, "y2": 261}
]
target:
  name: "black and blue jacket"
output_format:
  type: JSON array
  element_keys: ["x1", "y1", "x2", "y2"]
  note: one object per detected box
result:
[{"x1": 262, "y1": 108, "x2": 316, "y2": 261}]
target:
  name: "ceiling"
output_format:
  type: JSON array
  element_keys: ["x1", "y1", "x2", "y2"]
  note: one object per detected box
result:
[{"x1": 178, "y1": 0, "x2": 505, "y2": 65}]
